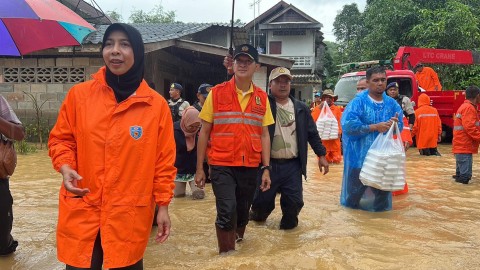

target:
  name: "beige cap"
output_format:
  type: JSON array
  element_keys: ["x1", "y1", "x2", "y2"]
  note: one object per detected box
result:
[
  {"x1": 269, "y1": 67, "x2": 293, "y2": 82},
  {"x1": 321, "y1": 89, "x2": 338, "y2": 101}
]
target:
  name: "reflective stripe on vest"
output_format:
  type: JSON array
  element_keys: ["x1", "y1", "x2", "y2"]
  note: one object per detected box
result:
[
  {"x1": 214, "y1": 118, "x2": 262, "y2": 126},
  {"x1": 213, "y1": 112, "x2": 263, "y2": 126},
  {"x1": 454, "y1": 121, "x2": 480, "y2": 130}
]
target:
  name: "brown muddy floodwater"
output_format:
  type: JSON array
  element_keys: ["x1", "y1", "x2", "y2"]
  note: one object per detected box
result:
[{"x1": 1, "y1": 144, "x2": 479, "y2": 270}]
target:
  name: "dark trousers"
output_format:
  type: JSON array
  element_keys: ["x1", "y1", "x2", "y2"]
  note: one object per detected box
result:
[
  {"x1": 210, "y1": 165, "x2": 258, "y2": 231},
  {"x1": 0, "y1": 179, "x2": 17, "y2": 255},
  {"x1": 344, "y1": 168, "x2": 390, "y2": 212},
  {"x1": 455, "y1": 153, "x2": 473, "y2": 183},
  {"x1": 66, "y1": 232, "x2": 143, "y2": 270},
  {"x1": 203, "y1": 161, "x2": 211, "y2": 183},
  {"x1": 250, "y1": 158, "x2": 304, "y2": 229},
  {"x1": 419, "y1": 148, "x2": 440, "y2": 156}
]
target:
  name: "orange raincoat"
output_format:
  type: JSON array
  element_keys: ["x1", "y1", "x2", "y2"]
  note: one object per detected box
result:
[
  {"x1": 48, "y1": 67, "x2": 176, "y2": 268},
  {"x1": 452, "y1": 100, "x2": 480, "y2": 154},
  {"x1": 412, "y1": 94, "x2": 442, "y2": 150},
  {"x1": 415, "y1": 66, "x2": 442, "y2": 91},
  {"x1": 311, "y1": 103, "x2": 342, "y2": 163}
]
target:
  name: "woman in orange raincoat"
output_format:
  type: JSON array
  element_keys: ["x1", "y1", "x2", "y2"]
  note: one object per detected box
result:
[
  {"x1": 311, "y1": 89, "x2": 342, "y2": 163},
  {"x1": 48, "y1": 24, "x2": 176, "y2": 269}
]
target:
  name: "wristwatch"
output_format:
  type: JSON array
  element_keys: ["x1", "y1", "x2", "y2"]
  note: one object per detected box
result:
[{"x1": 260, "y1": 165, "x2": 272, "y2": 172}]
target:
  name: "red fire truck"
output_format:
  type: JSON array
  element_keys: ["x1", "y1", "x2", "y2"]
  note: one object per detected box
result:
[{"x1": 334, "y1": 46, "x2": 479, "y2": 140}]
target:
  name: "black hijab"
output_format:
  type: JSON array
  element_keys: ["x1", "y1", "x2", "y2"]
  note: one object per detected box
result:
[{"x1": 102, "y1": 23, "x2": 145, "y2": 103}]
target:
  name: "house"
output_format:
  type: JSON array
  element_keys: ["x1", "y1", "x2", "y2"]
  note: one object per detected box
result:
[
  {"x1": 244, "y1": 0, "x2": 325, "y2": 102},
  {"x1": 0, "y1": 20, "x2": 293, "y2": 129}
]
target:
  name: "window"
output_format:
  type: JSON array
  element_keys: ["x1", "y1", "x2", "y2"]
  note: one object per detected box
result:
[{"x1": 269, "y1": 41, "x2": 282, "y2": 55}]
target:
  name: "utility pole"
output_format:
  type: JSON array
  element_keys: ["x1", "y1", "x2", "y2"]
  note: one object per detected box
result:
[{"x1": 249, "y1": 0, "x2": 261, "y2": 48}]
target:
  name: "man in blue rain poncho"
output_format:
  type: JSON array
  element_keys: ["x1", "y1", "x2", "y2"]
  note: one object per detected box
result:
[{"x1": 340, "y1": 66, "x2": 403, "y2": 212}]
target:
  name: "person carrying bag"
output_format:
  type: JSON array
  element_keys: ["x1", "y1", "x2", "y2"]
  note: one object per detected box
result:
[
  {"x1": 0, "y1": 136, "x2": 17, "y2": 179},
  {"x1": 316, "y1": 101, "x2": 339, "y2": 140},
  {"x1": 360, "y1": 122, "x2": 406, "y2": 191},
  {"x1": 0, "y1": 94, "x2": 25, "y2": 256}
]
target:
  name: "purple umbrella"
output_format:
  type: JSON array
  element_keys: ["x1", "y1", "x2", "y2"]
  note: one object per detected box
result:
[{"x1": 0, "y1": 0, "x2": 96, "y2": 56}]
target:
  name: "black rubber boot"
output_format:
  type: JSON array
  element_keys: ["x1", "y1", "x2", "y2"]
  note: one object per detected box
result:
[
  {"x1": 279, "y1": 215, "x2": 298, "y2": 230},
  {"x1": 455, "y1": 176, "x2": 470, "y2": 184},
  {"x1": 249, "y1": 209, "x2": 268, "y2": 222},
  {"x1": 0, "y1": 235, "x2": 18, "y2": 256}
]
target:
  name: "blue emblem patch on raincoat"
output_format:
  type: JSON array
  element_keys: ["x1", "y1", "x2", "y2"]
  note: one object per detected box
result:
[{"x1": 130, "y1": 126, "x2": 143, "y2": 140}]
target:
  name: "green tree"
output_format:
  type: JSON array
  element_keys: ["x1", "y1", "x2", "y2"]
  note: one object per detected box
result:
[
  {"x1": 129, "y1": 4, "x2": 176, "y2": 23},
  {"x1": 323, "y1": 41, "x2": 341, "y2": 76},
  {"x1": 408, "y1": 1, "x2": 480, "y2": 89},
  {"x1": 409, "y1": 1, "x2": 480, "y2": 49},
  {"x1": 233, "y1": 19, "x2": 243, "y2": 24},
  {"x1": 343, "y1": 0, "x2": 480, "y2": 88},
  {"x1": 362, "y1": 0, "x2": 419, "y2": 59},
  {"x1": 106, "y1": 10, "x2": 123, "y2": 23},
  {"x1": 415, "y1": 0, "x2": 448, "y2": 9},
  {"x1": 322, "y1": 41, "x2": 344, "y2": 89},
  {"x1": 333, "y1": 3, "x2": 364, "y2": 63}
]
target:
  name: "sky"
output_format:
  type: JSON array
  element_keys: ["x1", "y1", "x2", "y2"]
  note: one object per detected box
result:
[{"x1": 95, "y1": 0, "x2": 366, "y2": 42}]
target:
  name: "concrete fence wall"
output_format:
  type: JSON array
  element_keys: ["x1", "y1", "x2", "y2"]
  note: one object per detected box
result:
[{"x1": 0, "y1": 57, "x2": 102, "y2": 128}]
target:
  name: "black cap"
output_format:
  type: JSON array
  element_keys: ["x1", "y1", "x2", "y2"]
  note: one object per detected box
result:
[
  {"x1": 197, "y1": 83, "x2": 212, "y2": 97},
  {"x1": 386, "y1": 82, "x2": 399, "y2": 90},
  {"x1": 170, "y1": 83, "x2": 183, "y2": 92},
  {"x1": 233, "y1": 44, "x2": 259, "y2": 63}
]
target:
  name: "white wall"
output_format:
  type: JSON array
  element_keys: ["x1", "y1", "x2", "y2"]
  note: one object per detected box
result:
[
  {"x1": 266, "y1": 30, "x2": 314, "y2": 56},
  {"x1": 253, "y1": 66, "x2": 268, "y2": 91},
  {"x1": 293, "y1": 84, "x2": 321, "y2": 103}
]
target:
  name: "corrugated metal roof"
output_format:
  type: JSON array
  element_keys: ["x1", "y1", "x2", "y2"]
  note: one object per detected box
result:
[
  {"x1": 292, "y1": 74, "x2": 321, "y2": 84},
  {"x1": 85, "y1": 23, "x2": 243, "y2": 44}
]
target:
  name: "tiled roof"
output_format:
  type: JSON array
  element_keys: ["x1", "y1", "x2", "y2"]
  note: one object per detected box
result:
[
  {"x1": 85, "y1": 23, "x2": 243, "y2": 44},
  {"x1": 292, "y1": 73, "x2": 322, "y2": 84}
]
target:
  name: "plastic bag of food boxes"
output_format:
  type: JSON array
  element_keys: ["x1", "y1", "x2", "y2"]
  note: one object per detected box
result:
[
  {"x1": 359, "y1": 122, "x2": 405, "y2": 191},
  {"x1": 316, "y1": 101, "x2": 338, "y2": 140}
]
